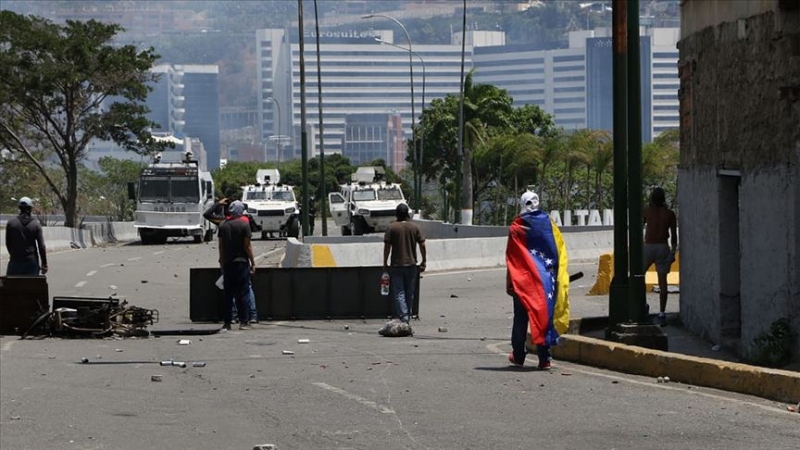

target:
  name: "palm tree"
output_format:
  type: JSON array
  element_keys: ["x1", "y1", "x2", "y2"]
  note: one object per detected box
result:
[{"x1": 459, "y1": 70, "x2": 513, "y2": 224}]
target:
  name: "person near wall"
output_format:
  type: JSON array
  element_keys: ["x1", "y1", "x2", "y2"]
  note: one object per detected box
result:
[
  {"x1": 217, "y1": 200, "x2": 257, "y2": 330},
  {"x1": 505, "y1": 191, "x2": 570, "y2": 370},
  {"x1": 643, "y1": 187, "x2": 678, "y2": 326},
  {"x1": 5, "y1": 197, "x2": 48, "y2": 276},
  {"x1": 383, "y1": 203, "x2": 427, "y2": 325}
]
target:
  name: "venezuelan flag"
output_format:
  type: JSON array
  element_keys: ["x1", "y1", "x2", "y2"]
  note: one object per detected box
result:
[{"x1": 505, "y1": 210, "x2": 570, "y2": 346}]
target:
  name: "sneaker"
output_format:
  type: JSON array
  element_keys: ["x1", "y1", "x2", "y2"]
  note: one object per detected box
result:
[
  {"x1": 508, "y1": 353, "x2": 523, "y2": 367},
  {"x1": 657, "y1": 313, "x2": 667, "y2": 327},
  {"x1": 239, "y1": 323, "x2": 252, "y2": 330},
  {"x1": 222, "y1": 323, "x2": 232, "y2": 331},
  {"x1": 537, "y1": 360, "x2": 552, "y2": 371}
]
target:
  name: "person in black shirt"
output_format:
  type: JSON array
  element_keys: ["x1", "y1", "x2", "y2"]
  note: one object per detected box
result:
[
  {"x1": 5, "y1": 197, "x2": 48, "y2": 276},
  {"x1": 217, "y1": 201, "x2": 256, "y2": 330}
]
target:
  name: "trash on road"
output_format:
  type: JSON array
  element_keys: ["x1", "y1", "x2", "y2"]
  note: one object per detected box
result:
[
  {"x1": 282, "y1": 350, "x2": 295, "y2": 355},
  {"x1": 253, "y1": 444, "x2": 276, "y2": 450},
  {"x1": 297, "y1": 339, "x2": 310, "y2": 344},
  {"x1": 160, "y1": 360, "x2": 173, "y2": 366},
  {"x1": 177, "y1": 339, "x2": 191, "y2": 345},
  {"x1": 151, "y1": 375, "x2": 162, "y2": 382},
  {"x1": 172, "y1": 361, "x2": 187, "y2": 368},
  {"x1": 192, "y1": 362, "x2": 207, "y2": 368},
  {"x1": 438, "y1": 327, "x2": 448, "y2": 332}
]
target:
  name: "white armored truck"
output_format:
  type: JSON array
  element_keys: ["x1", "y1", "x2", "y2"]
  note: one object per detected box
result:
[
  {"x1": 131, "y1": 151, "x2": 215, "y2": 245},
  {"x1": 241, "y1": 169, "x2": 301, "y2": 239},
  {"x1": 328, "y1": 166, "x2": 407, "y2": 236}
]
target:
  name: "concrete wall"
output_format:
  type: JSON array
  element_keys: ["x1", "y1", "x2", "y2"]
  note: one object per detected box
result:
[
  {"x1": 284, "y1": 229, "x2": 614, "y2": 270},
  {"x1": 679, "y1": 1, "x2": 800, "y2": 358},
  {"x1": 1, "y1": 222, "x2": 139, "y2": 259}
]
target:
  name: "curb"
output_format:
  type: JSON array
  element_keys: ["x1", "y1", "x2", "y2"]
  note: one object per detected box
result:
[{"x1": 546, "y1": 317, "x2": 800, "y2": 403}]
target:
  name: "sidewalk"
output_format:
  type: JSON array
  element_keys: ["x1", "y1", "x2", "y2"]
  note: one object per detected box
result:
[{"x1": 556, "y1": 273, "x2": 800, "y2": 404}]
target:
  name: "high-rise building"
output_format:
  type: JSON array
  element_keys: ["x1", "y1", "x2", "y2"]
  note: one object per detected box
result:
[
  {"x1": 255, "y1": 26, "x2": 679, "y2": 169},
  {"x1": 256, "y1": 28, "x2": 499, "y2": 170},
  {"x1": 147, "y1": 64, "x2": 221, "y2": 169},
  {"x1": 473, "y1": 27, "x2": 680, "y2": 140}
]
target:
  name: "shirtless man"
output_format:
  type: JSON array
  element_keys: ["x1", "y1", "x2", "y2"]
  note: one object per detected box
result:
[{"x1": 643, "y1": 187, "x2": 678, "y2": 326}]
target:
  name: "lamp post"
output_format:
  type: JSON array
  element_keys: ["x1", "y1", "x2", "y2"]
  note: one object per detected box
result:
[
  {"x1": 267, "y1": 97, "x2": 281, "y2": 162},
  {"x1": 374, "y1": 38, "x2": 425, "y2": 213},
  {"x1": 361, "y1": 14, "x2": 417, "y2": 213}
]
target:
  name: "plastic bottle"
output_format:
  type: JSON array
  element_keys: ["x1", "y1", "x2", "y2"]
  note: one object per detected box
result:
[{"x1": 381, "y1": 272, "x2": 390, "y2": 296}]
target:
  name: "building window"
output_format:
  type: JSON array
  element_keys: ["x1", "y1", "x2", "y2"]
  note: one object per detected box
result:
[
  {"x1": 554, "y1": 107, "x2": 586, "y2": 114},
  {"x1": 553, "y1": 65, "x2": 585, "y2": 72},
  {"x1": 553, "y1": 54, "x2": 584, "y2": 63},
  {"x1": 553, "y1": 75, "x2": 585, "y2": 83},
  {"x1": 554, "y1": 86, "x2": 586, "y2": 93},
  {"x1": 554, "y1": 97, "x2": 584, "y2": 104}
]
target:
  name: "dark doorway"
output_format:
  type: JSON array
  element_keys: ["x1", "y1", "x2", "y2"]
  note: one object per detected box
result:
[{"x1": 718, "y1": 173, "x2": 741, "y2": 344}]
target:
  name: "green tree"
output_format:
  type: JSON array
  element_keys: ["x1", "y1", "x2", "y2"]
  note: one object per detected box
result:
[
  {"x1": 642, "y1": 129, "x2": 680, "y2": 208},
  {"x1": 0, "y1": 12, "x2": 167, "y2": 227},
  {"x1": 96, "y1": 157, "x2": 145, "y2": 220}
]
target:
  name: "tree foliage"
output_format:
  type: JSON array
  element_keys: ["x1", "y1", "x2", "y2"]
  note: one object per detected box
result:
[{"x1": 0, "y1": 11, "x2": 167, "y2": 227}]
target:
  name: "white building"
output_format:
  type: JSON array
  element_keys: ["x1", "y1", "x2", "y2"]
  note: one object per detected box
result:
[{"x1": 255, "y1": 26, "x2": 680, "y2": 167}]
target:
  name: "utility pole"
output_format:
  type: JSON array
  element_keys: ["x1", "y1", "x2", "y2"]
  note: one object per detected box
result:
[
  {"x1": 313, "y1": 0, "x2": 327, "y2": 236},
  {"x1": 608, "y1": 0, "x2": 629, "y2": 330},
  {"x1": 298, "y1": 0, "x2": 309, "y2": 238},
  {"x1": 627, "y1": 0, "x2": 646, "y2": 322}
]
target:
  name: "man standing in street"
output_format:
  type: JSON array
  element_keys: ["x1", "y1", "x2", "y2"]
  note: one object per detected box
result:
[
  {"x1": 217, "y1": 200, "x2": 256, "y2": 330},
  {"x1": 383, "y1": 203, "x2": 426, "y2": 324},
  {"x1": 643, "y1": 187, "x2": 678, "y2": 326},
  {"x1": 505, "y1": 191, "x2": 570, "y2": 370},
  {"x1": 5, "y1": 197, "x2": 48, "y2": 276}
]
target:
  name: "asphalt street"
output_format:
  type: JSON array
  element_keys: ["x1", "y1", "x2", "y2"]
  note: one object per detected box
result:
[{"x1": 1, "y1": 236, "x2": 798, "y2": 449}]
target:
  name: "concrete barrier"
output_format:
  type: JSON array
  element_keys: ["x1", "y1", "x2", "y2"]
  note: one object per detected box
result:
[
  {"x1": 110, "y1": 222, "x2": 138, "y2": 242},
  {"x1": 1, "y1": 222, "x2": 141, "y2": 259},
  {"x1": 589, "y1": 251, "x2": 681, "y2": 295},
  {"x1": 282, "y1": 229, "x2": 614, "y2": 269}
]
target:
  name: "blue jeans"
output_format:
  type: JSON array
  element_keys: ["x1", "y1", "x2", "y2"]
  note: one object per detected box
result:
[
  {"x1": 231, "y1": 284, "x2": 258, "y2": 322},
  {"x1": 511, "y1": 294, "x2": 551, "y2": 365},
  {"x1": 389, "y1": 266, "x2": 417, "y2": 323},
  {"x1": 6, "y1": 259, "x2": 40, "y2": 276},
  {"x1": 222, "y1": 262, "x2": 252, "y2": 325}
]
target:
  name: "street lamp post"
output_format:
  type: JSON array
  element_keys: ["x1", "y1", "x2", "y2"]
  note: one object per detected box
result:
[
  {"x1": 374, "y1": 38, "x2": 425, "y2": 213},
  {"x1": 267, "y1": 96, "x2": 281, "y2": 162},
  {"x1": 361, "y1": 14, "x2": 417, "y2": 213}
]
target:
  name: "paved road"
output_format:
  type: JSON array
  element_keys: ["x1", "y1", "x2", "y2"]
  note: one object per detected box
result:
[{"x1": 1, "y1": 239, "x2": 798, "y2": 449}]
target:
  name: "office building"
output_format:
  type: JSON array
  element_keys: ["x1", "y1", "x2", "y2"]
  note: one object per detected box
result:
[
  {"x1": 256, "y1": 28, "x2": 507, "y2": 170},
  {"x1": 473, "y1": 27, "x2": 680, "y2": 140},
  {"x1": 255, "y1": 26, "x2": 678, "y2": 169},
  {"x1": 147, "y1": 64, "x2": 221, "y2": 169}
]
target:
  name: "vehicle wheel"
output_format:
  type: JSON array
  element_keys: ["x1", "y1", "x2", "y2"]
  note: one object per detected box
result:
[
  {"x1": 193, "y1": 234, "x2": 202, "y2": 243},
  {"x1": 204, "y1": 229, "x2": 215, "y2": 242},
  {"x1": 154, "y1": 234, "x2": 168, "y2": 245},
  {"x1": 140, "y1": 234, "x2": 153, "y2": 245},
  {"x1": 261, "y1": 230, "x2": 269, "y2": 240},
  {"x1": 351, "y1": 216, "x2": 365, "y2": 236},
  {"x1": 287, "y1": 217, "x2": 300, "y2": 239},
  {"x1": 341, "y1": 225, "x2": 352, "y2": 236}
]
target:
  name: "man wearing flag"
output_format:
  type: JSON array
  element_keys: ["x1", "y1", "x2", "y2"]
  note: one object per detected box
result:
[{"x1": 505, "y1": 191, "x2": 570, "y2": 369}]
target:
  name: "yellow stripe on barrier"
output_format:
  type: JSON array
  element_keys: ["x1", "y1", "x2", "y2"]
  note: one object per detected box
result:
[
  {"x1": 311, "y1": 244, "x2": 337, "y2": 267},
  {"x1": 645, "y1": 252, "x2": 680, "y2": 291},
  {"x1": 588, "y1": 252, "x2": 679, "y2": 295}
]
